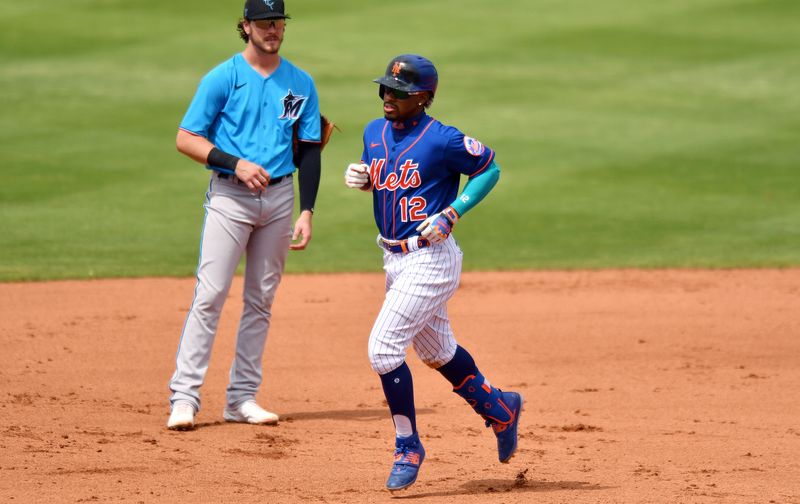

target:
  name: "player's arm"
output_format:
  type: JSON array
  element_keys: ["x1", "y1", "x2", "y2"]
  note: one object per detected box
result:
[
  {"x1": 449, "y1": 160, "x2": 501, "y2": 217},
  {"x1": 290, "y1": 140, "x2": 321, "y2": 251},
  {"x1": 176, "y1": 129, "x2": 269, "y2": 192},
  {"x1": 176, "y1": 128, "x2": 215, "y2": 165},
  {"x1": 177, "y1": 66, "x2": 269, "y2": 191},
  {"x1": 296, "y1": 141, "x2": 321, "y2": 213},
  {"x1": 416, "y1": 160, "x2": 501, "y2": 243},
  {"x1": 290, "y1": 81, "x2": 323, "y2": 251}
]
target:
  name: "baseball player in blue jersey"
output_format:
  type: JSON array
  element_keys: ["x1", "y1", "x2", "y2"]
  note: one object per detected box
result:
[
  {"x1": 344, "y1": 54, "x2": 523, "y2": 491},
  {"x1": 166, "y1": 0, "x2": 321, "y2": 431}
]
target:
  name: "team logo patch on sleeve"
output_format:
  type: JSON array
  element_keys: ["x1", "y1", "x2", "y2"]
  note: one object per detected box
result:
[{"x1": 463, "y1": 136, "x2": 485, "y2": 156}]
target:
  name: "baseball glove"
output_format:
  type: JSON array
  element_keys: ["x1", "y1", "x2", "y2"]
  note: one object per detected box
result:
[
  {"x1": 319, "y1": 114, "x2": 338, "y2": 150},
  {"x1": 293, "y1": 114, "x2": 338, "y2": 166}
]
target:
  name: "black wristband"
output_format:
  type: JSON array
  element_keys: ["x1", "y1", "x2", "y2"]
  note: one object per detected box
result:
[{"x1": 207, "y1": 147, "x2": 240, "y2": 172}]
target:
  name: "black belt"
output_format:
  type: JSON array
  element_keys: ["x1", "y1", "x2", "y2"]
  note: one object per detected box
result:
[{"x1": 216, "y1": 172, "x2": 291, "y2": 186}]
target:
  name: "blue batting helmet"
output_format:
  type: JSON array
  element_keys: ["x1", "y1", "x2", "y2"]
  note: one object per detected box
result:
[{"x1": 373, "y1": 54, "x2": 438, "y2": 98}]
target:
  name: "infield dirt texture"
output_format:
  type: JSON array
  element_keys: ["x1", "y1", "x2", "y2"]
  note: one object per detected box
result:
[
  {"x1": 1, "y1": 271, "x2": 799, "y2": 502},
  {"x1": 2, "y1": 0, "x2": 800, "y2": 502}
]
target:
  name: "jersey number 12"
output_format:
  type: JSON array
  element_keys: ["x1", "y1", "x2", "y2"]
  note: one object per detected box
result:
[{"x1": 399, "y1": 196, "x2": 428, "y2": 222}]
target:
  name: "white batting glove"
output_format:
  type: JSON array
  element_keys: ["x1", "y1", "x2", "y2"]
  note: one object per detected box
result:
[
  {"x1": 415, "y1": 207, "x2": 460, "y2": 244},
  {"x1": 344, "y1": 163, "x2": 371, "y2": 190}
]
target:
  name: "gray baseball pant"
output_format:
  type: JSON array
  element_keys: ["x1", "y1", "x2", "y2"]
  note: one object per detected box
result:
[{"x1": 169, "y1": 174, "x2": 294, "y2": 412}]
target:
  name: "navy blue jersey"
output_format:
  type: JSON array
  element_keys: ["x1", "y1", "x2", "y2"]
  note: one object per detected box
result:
[{"x1": 360, "y1": 113, "x2": 495, "y2": 240}]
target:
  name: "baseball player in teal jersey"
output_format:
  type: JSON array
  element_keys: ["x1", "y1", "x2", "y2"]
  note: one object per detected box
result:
[
  {"x1": 167, "y1": 0, "x2": 321, "y2": 431},
  {"x1": 344, "y1": 54, "x2": 523, "y2": 491}
]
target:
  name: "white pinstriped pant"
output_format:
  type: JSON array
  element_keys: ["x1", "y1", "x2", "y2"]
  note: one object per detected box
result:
[{"x1": 368, "y1": 235, "x2": 463, "y2": 375}]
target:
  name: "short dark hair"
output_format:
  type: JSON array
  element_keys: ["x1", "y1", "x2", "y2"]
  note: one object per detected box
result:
[{"x1": 237, "y1": 18, "x2": 249, "y2": 43}]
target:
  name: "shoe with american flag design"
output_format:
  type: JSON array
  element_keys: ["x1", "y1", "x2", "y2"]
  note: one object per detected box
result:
[{"x1": 386, "y1": 432, "x2": 425, "y2": 491}]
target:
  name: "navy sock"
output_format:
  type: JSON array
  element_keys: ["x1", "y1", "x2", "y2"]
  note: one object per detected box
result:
[
  {"x1": 436, "y1": 345, "x2": 479, "y2": 387},
  {"x1": 379, "y1": 362, "x2": 416, "y2": 435}
]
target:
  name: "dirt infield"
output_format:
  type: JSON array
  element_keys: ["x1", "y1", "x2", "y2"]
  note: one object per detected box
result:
[{"x1": 1, "y1": 270, "x2": 799, "y2": 503}]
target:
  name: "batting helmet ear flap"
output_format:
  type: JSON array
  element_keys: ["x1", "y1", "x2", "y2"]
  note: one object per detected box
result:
[{"x1": 379, "y1": 84, "x2": 386, "y2": 100}]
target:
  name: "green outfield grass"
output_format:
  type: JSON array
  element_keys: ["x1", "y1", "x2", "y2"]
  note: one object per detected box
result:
[{"x1": 1, "y1": 0, "x2": 799, "y2": 280}]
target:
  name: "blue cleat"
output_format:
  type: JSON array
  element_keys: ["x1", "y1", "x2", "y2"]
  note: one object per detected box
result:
[
  {"x1": 489, "y1": 391, "x2": 523, "y2": 463},
  {"x1": 386, "y1": 432, "x2": 426, "y2": 491}
]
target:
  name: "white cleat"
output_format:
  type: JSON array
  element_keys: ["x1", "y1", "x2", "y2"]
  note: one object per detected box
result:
[
  {"x1": 223, "y1": 400, "x2": 279, "y2": 425},
  {"x1": 167, "y1": 401, "x2": 196, "y2": 431}
]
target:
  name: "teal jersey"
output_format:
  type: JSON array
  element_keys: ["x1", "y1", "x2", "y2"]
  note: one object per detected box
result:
[{"x1": 180, "y1": 53, "x2": 320, "y2": 178}]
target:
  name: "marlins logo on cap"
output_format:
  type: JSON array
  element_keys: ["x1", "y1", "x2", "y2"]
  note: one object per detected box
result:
[{"x1": 244, "y1": 0, "x2": 291, "y2": 20}]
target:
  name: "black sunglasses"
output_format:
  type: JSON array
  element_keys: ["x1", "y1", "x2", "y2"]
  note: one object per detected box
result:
[
  {"x1": 252, "y1": 19, "x2": 286, "y2": 29},
  {"x1": 380, "y1": 85, "x2": 421, "y2": 100}
]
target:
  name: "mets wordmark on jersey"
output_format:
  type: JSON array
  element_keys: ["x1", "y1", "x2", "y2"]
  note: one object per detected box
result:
[{"x1": 361, "y1": 115, "x2": 494, "y2": 240}]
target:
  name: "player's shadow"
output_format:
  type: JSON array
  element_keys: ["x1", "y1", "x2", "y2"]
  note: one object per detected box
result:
[
  {"x1": 193, "y1": 420, "x2": 227, "y2": 429},
  {"x1": 394, "y1": 478, "x2": 612, "y2": 499},
  {"x1": 179, "y1": 408, "x2": 436, "y2": 429},
  {"x1": 282, "y1": 408, "x2": 435, "y2": 422}
]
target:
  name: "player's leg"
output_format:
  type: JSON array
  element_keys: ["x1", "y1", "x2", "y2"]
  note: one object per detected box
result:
[
  {"x1": 435, "y1": 345, "x2": 523, "y2": 463},
  {"x1": 379, "y1": 360, "x2": 424, "y2": 492},
  {"x1": 169, "y1": 184, "x2": 252, "y2": 418},
  {"x1": 410, "y1": 240, "x2": 523, "y2": 463},
  {"x1": 369, "y1": 241, "x2": 463, "y2": 428},
  {"x1": 406, "y1": 236, "x2": 463, "y2": 371},
  {"x1": 225, "y1": 179, "x2": 294, "y2": 421},
  {"x1": 369, "y1": 237, "x2": 463, "y2": 375},
  {"x1": 411, "y1": 306, "x2": 457, "y2": 369},
  {"x1": 368, "y1": 237, "x2": 463, "y2": 490},
  {"x1": 370, "y1": 251, "x2": 422, "y2": 443}
]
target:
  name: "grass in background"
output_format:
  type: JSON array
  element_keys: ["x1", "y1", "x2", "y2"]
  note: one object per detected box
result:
[{"x1": 1, "y1": 0, "x2": 799, "y2": 280}]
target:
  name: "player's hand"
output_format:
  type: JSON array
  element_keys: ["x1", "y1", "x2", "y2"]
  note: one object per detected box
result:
[
  {"x1": 290, "y1": 210, "x2": 313, "y2": 250},
  {"x1": 344, "y1": 163, "x2": 371, "y2": 190},
  {"x1": 235, "y1": 159, "x2": 270, "y2": 192},
  {"x1": 415, "y1": 207, "x2": 460, "y2": 244}
]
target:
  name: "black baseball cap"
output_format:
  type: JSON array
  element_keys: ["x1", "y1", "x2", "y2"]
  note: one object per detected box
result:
[{"x1": 244, "y1": 0, "x2": 290, "y2": 20}]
